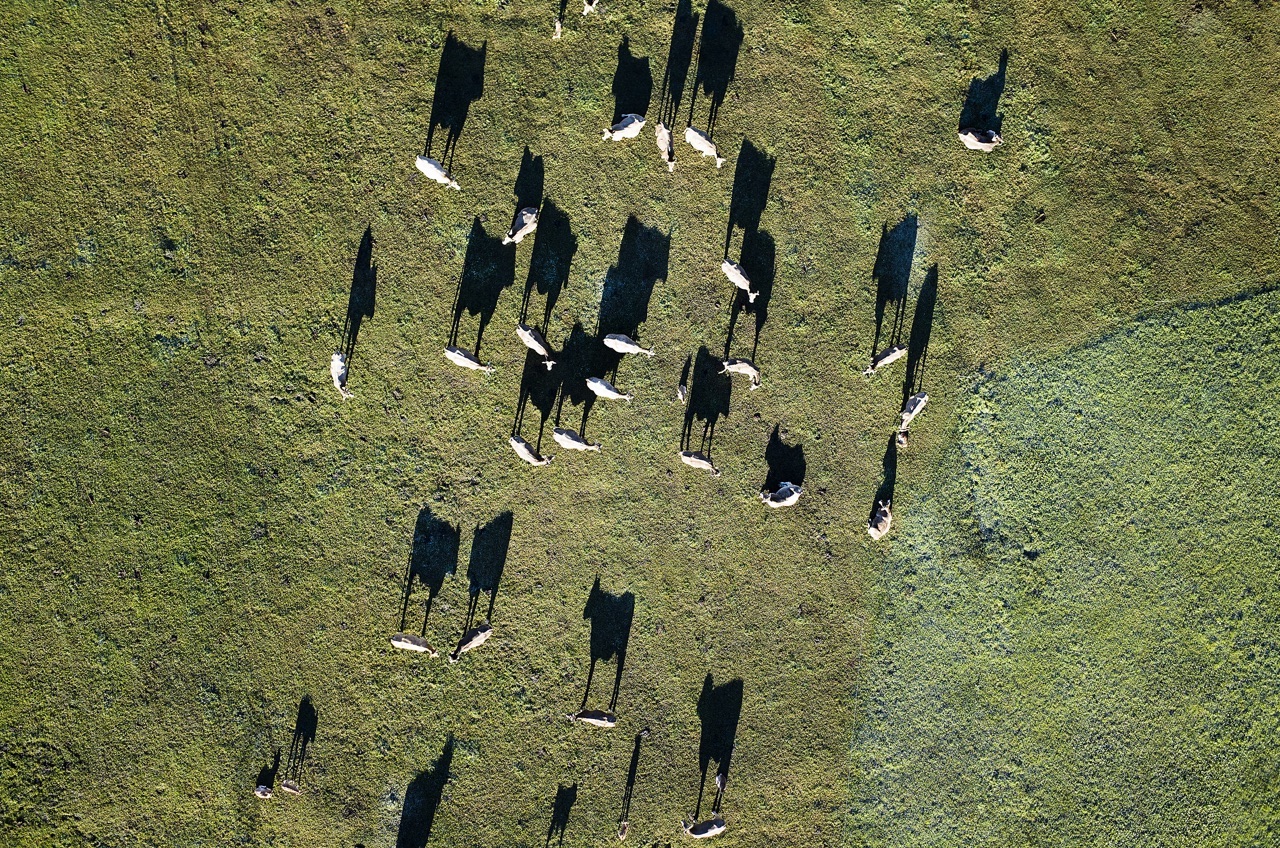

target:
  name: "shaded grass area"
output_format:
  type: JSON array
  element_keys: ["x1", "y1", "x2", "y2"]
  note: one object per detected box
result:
[{"x1": 852, "y1": 289, "x2": 1280, "y2": 847}]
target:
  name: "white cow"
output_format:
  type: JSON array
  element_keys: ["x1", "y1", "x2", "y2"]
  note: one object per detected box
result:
[
  {"x1": 330, "y1": 351, "x2": 353, "y2": 399},
  {"x1": 604, "y1": 333, "x2": 655, "y2": 357},
  {"x1": 568, "y1": 708, "x2": 617, "y2": 728},
  {"x1": 863, "y1": 344, "x2": 907, "y2": 376},
  {"x1": 553, "y1": 19, "x2": 562, "y2": 39},
  {"x1": 391, "y1": 633, "x2": 438, "y2": 656},
  {"x1": 604, "y1": 114, "x2": 646, "y2": 141},
  {"x1": 720, "y1": 260, "x2": 758, "y2": 303},
  {"x1": 677, "y1": 382, "x2": 688, "y2": 404},
  {"x1": 583, "y1": 0, "x2": 599, "y2": 14},
  {"x1": 586, "y1": 376, "x2": 633, "y2": 401},
  {"x1": 449, "y1": 622, "x2": 493, "y2": 662},
  {"x1": 900, "y1": 391, "x2": 928, "y2": 428},
  {"x1": 414, "y1": 155, "x2": 460, "y2": 190},
  {"x1": 655, "y1": 122, "x2": 676, "y2": 172},
  {"x1": 958, "y1": 128, "x2": 1003, "y2": 152},
  {"x1": 510, "y1": 435, "x2": 553, "y2": 466},
  {"x1": 444, "y1": 345, "x2": 495, "y2": 373},
  {"x1": 280, "y1": 779, "x2": 301, "y2": 795},
  {"x1": 682, "y1": 816, "x2": 727, "y2": 839},
  {"x1": 683, "y1": 126, "x2": 725, "y2": 167},
  {"x1": 868, "y1": 499, "x2": 892, "y2": 540},
  {"x1": 516, "y1": 323, "x2": 556, "y2": 370},
  {"x1": 679, "y1": 450, "x2": 720, "y2": 476},
  {"x1": 503, "y1": 207, "x2": 539, "y2": 245},
  {"x1": 720, "y1": 358, "x2": 761, "y2": 390},
  {"x1": 553, "y1": 427, "x2": 601, "y2": 452},
  {"x1": 761, "y1": 482, "x2": 802, "y2": 508}
]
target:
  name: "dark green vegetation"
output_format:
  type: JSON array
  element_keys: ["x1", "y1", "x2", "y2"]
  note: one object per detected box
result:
[{"x1": 1, "y1": 0, "x2": 1278, "y2": 845}]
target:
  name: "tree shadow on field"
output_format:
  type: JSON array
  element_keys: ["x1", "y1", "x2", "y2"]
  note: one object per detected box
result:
[
  {"x1": 612, "y1": 37, "x2": 653, "y2": 124},
  {"x1": 514, "y1": 349, "x2": 563, "y2": 450},
  {"x1": 868, "y1": 434, "x2": 898, "y2": 524},
  {"x1": 581, "y1": 577, "x2": 635, "y2": 712},
  {"x1": 464, "y1": 512, "x2": 512, "y2": 630},
  {"x1": 423, "y1": 33, "x2": 486, "y2": 170},
  {"x1": 285, "y1": 696, "x2": 317, "y2": 783},
  {"x1": 695, "y1": 674, "x2": 742, "y2": 818},
  {"x1": 396, "y1": 736, "x2": 454, "y2": 848},
  {"x1": 724, "y1": 228, "x2": 775, "y2": 360},
  {"x1": 724, "y1": 140, "x2": 775, "y2": 257},
  {"x1": 451, "y1": 218, "x2": 516, "y2": 355},
  {"x1": 342, "y1": 226, "x2": 376, "y2": 366},
  {"x1": 546, "y1": 783, "x2": 578, "y2": 847},
  {"x1": 511, "y1": 147, "x2": 545, "y2": 230},
  {"x1": 681, "y1": 346, "x2": 732, "y2": 455},
  {"x1": 521, "y1": 199, "x2": 577, "y2": 327},
  {"x1": 902, "y1": 264, "x2": 938, "y2": 409},
  {"x1": 400, "y1": 506, "x2": 461, "y2": 632},
  {"x1": 870, "y1": 214, "x2": 917, "y2": 358},
  {"x1": 958, "y1": 48, "x2": 1007, "y2": 135},
  {"x1": 762, "y1": 425, "x2": 806, "y2": 492},
  {"x1": 597, "y1": 216, "x2": 669, "y2": 377},
  {"x1": 659, "y1": 0, "x2": 699, "y2": 126},
  {"x1": 687, "y1": 0, "x2": 742, "y2": 139}
]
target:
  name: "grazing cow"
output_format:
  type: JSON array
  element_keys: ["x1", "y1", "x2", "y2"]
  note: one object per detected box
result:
[
  {"x1": 503, "y1": 207, "x2": 539, "y2": 245},
  {"x1": 449, "y1": 622, "x2": 493, "y2": 662},
  {"x1": 516, "y1": 323, "x2": 556, "y2": 370},
  {"x1": 568, "y1": 708, "x2": 617, "y2": 728},
  {"x1": 583, "y1": 0, "x2": 599, "y2": 13},
  {"x1": 510, "y1": 435, "x2": 553, "y2": 466},
  {"x1": 554, "y1": 19, "x2": 562, "y2": 39},
  {"x1": 682, "y1": 815, "x2": 727, "y2": 838},
  {"x1": 720, "y1": 358, "x2": 761, "y2": 390},
  {"x1": 900, "y1": 391, "x2": 928, "y2": 428},
  {"x1": 414, "y1": 155, "x2": 460, "y2": 190},
  {"x1": 683, "y1": 126, "x2": 725, "y2": 168},
  {"x1": 280, "y1": 780, "x2": 301, "y2": 795},
  {"x1": 330, "y1": 352, "x2": 353, "y2": 399},
  {"x1": 604, "y1": 333, "x2": 655, "y2": 357},
  {"x1": 444, "y1": 345, "x2": 495, "y2": 373},
  {"x1": 868, "y1": 499, "x2": 892, "y2": 540},
  {"x1": 254, "y1": 785, "x2": 273, "y2": 800},
  {"x1": 863, "y1": 344, "x2": 907, "y2": 376},
  {"x1": 761, "y1": 481, "x2": 802, "y2": 508},
  {"x1": 677, "y1": 383, "x2": 688, "y2": 404},
  {"x1": 720, "y1": 260, "x2": 758, "y2": 303},
  {"x1": 553, "y1": 427, "x2": 602, "y2": 452},
  {"x1": 655, "y1": 122, "x2": 676, "y2": 172},
  {"x1": 603, "y1": 114, "x2": 646, "y2": 141},
  {"x1": 679, "y1": 450, "x2": 720, "y2": 476},
  {"x1": 958, "y1": 128, "x2": 1003, "y2": 152},
  {"x1": 586, "y1": 376, "x2": 633, "y2": 402},
  {"x1": 391, "y1": 633, "x2": 439, "y2": 656}
]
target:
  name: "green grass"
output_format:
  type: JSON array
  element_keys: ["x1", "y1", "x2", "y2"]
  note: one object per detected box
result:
[{"x1": 1, "y1": 0, "x2": 1278, "y2": 845}]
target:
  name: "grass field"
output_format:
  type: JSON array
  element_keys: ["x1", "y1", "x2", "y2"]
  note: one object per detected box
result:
[{"x1": 1, "y1": 0, "x2": 1278, "y2": 845}]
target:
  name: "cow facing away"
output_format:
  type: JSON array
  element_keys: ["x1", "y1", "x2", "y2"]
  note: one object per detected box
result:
[
  {"x1": 568, "y1": 708, "x2": 617, "y2": 728},
  {"x1": 553, "y1": 427, "x2": 601, "y2": 452},
  {"x1": 510, "y1": 435, "x2": 553, "y2": 466},
  {"x1": 604, "y1": 333, "x2": 655, "y2": 357},
  {"x1": 503, "y1": 207, "x2": 539, "y2": 245},
  {"x1": 720, "y1": 358, "x2": 761, "y2": 390},
  {"x1": 330, "y1": 352, "x2": 353, "y2": 399},
  {"x1": 449, "y1": 622, "x2": 493, "y2": 662},
  {"x1": 444, "y1": 345, "x2": 495, "y2": 373},
  {"x1": 720, "y1": 260, "x2": 758, "y2": 303},
  {"x1": 679, "y1": 450, "x2": 720, "y2": 476},
  {"x1": 761, "y1": 482, "x2": 802, "y2": 508},
  {"x1": 516, "y1": 323, "x2": 556, "y2": 370},
  {"x1": 684, "y1": 126, "x2": 726, "y2": 167},
  {"x1": 390, "y1": 633, "x2": 438, "y2": 657},
  {"x1": 414, "y1": 155, "x2": 461, "y2": 190},
  {"x1": 868, "y1": 499, "x2": 892, "y2": 540},
  {"x1": 900, "y1": 392, "x2": 928, "y2": 428},
  {"x1": 958, "y1": 128, "x2": 1003, "y2": 152},
  {"x1": 586, "y1": 376, "x2": 634, "y2": 401},
  {"x1": 583, "y1": 0, "x2": 599, "y2": 13},
  {"x1": 863, "y1": 344, "x2": 907, "y2": 376},
  {"x1": 655, "y1": 122, "x2": 676, "y2": 172},
  {"x1": 682, "y1": 816, "x2": 727, "y2": 839},
  {"x1": 604, "y1": 114, "x2": 646, "y2": 141}
]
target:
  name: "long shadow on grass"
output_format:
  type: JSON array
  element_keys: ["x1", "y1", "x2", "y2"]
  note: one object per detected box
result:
[
  {"x1": 450, "y1": 217, "x2": 516, "y2": 356},
  {"x1": 285, "y1": 696, "x2": 317, "y2": 784},
  {"x1": 681, "y1": 346, "x2": 732, "y2": 455},
  {"x1": 521, "y1": 198, "x2": 577, "y2": 327},
  {"x1": 868, "y1": 434, "x2": 897, "y2": 525},
  {"x1": 724, "y1": 140, "x2": 775, "y2": 257},
  {"x1": 958, "y1": 48, "x2": 1008, "y2": 135},
  {"x1": 554, "y1": 322, "x2": 607, "y2": 437},
  {"x1": 581, "y1": 577, "x2": 635, "y2": 712},
  {"x1": 612, "y1": 37, "x2": 652, "y2": 124},
  {"x1": 901, "y1": 264, "x2": 938, "y2": 410},
  {"x1": 617, "y1": 730, "x2": 647, "y2": 836},
  {"x1": 423, "y1": 33, "x2": 486, "y2": 171},
  {"x1": 546, "y1": 783, "x2": 578, "y2": 848},
  {"x1": 687, "y1": 0, "x2": 742, "y2": 140},
  {"x1": 510, "y1": 146, "x2": 545, "y2": 235},
  {"x1": 254, "y1": 748, "x2": 280, "y2": 795},
  {"x1": 762, "y1": 425, "x2": 806, "y2": 492},
  {"x1": 695, "y1": 674, "x2": 742, "y2": 819},
  {"x1": 342, "y1": 226, "x2": 376, "y2": 367},
  {"x1": 464, "y1": 512, "x2": 512, "y2": 630},
  {"x1": 514, "y1": 349, "x2": 562, "y2": 451},
  {"x1": 724, "y1": 228, "x2": 775, "y2": 361},
  {"x1": 400, "y1": 506, "x2": 461, "y2": 632},
  {"x1": 397, "y1": 736, "x2": 455, "y2": 848},
  {"x1": 597, "y1": 216, "x2": 669, "y2": 379},
  {"x1": 870, "y1": 215, "x2": 917, "y2": 359},
  {"x1": 658, "y1": 0, "x2": 699, "y2": 126}
]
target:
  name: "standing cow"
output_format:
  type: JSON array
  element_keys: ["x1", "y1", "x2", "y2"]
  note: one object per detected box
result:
[
  {"x1": 604, "y1": 114, "x2": 646, "y2": 141},
  {"x1": 414, "y1": 155, "x2": 461, "y2": 190},
  {"x1": 684, "y1": 126, "x2": 726, "y2": 167}
]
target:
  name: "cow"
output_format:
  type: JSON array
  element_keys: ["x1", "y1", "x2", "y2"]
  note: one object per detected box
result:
[
  {"x1": 554, "y1": 19, "x2": 562, "y2": 39},
  {"x1": 503, "y1": 207, "x2": 539, "y2": 245},
  {"x1": 414, "y1": 155, "x2": 460, "y2": 190},
  {"x1": 655, "y1": 122, "x2": 676, "y2": 172},
  {"x1": 391, "y1": 633, "x2": 439, "y2": 656},
  {"x1": 720, "y1": 260, "x2": 759, "y2": 303},
  {"x1": 682, "y1": 815, "x2": 727, "y2": 838},
  {"x1": 330, "y1": 351, "x2": 353, "y2": 399},
  {"x1": 761, "y1": 482, "x2": 802, "y2": 508},
  {"x1": 604, "y1": 333, "x2": 655, "y2": 357},
  {"x1": 720, "y1": 358, "x2": 761, "y2": 390},
  {"x1": 586, "y1": 376, "x2": 633, "y2": 401},
  {"x1": 449, "y1": 622, "x2": 493, "y2": 662},
  {"x1": 568, "y1": 708, "x2": 617, "y2": 728},
  {"x1": 679, "y1": 450, "x2": 720, "y2": 476},
  {"x1": 900, "y1": 391, "x2": 928, "y2": 428},
  {"x1": 516, "y1": 323, "x2": 556, "y2": 370},
  {"x1": 510, "y1": 435, "x2": 553, "y2": 466},
  {"x1": 867, "y1": 499, "x2": 892, "y2": 540},
  {"x1": 444, "y1": 345, "x2": 495, "y2": 373},
  {"x1": 677, "y1": 382, "x2": 688, "y2": 404},
  {"x1": 683, "y1": 126, "x2": 725, "y2": 168},
  {"x1": 862, "y1": 344, "x2": 907, "y2": 376},
  {"x1": 280, "y1": 779, "x2": 301, "y2": 795},
  {"x1": 553, "y1": 427, "x2": 602, "y2": 452},
  {"x1": 958, "y1": 128, "x2": 1002, "y2": 152},
  {"x1": 604, "y1": 114, "x2": 646, "y2": 141},
  {"x1": 254, "y1": 785, "x2": 273, "y2": 800},
  {"x1": 583, "y1": 0, "x2": 600, "y2": 13}
]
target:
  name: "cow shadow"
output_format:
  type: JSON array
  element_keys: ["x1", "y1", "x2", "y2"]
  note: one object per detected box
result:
[
  {"x1": 871, "y1": 214, "x2": 917, "y2": 357},
  {"x1": 554, "y1": 322, "x2": 606, "y2": 436},
  {"x1": 681, "y1": 346, "x2": 732, "y2": 455},
  {"x1": 902, "y1": 264, "x2": 938, "y2": 408},
  {"x1": 342, "y1": 225, "x2": 377, "y2": 366},
  {"x1": 695, "y1": 674, "x2": 742, "y2": 818},
  {"x1": 724, "y1": 140, "x2": 775, "y2": 257},
  {"x1": 612, "y1": 36, "x2": 653, "y2": 124},
  {"x1": 285, "y1": 696, "x2": 318, "y2": 783},
  {"x1": 581, "y1": 577, "x2": 635, "y2": 712},
  {"x1": 522, "y1": 198, "x2": 577, "y2": 327},
  {"x1": 400, "y1": 506, "x2": 461, "y2": 632},
  {"x1": 618, "y1": 730, "x2": 647, "y2": 834},
  {"x1": 396, "y1": 736, "x2": 455, "y2": 848},
  {"x1": 597, "y1": 216, "x2": 669, "y2": 379},
  {"x1": 512, "y1": 147, "x2": 545, "y2": 229},
  {"x1": 546, "y1": 783, "x2": 578, "y2": 848},
  {"x1": 514, "y1": 349, "x2": 563, "y2": 451},
  {"x1": 254, "y1": 748, "x2": 280, "y2": 793},
  {"x1": 958, "y1": 48, "x2": 1008, "y2": 135},
  {"x1": 451, "y1": 217, "x2": 516, "y2": 355},
  {"x1": 465, "y1": 512, "x2": 512, "y2": 630},
  {"x1": 724, "y1": 228, "x2": 775, "y2": 360},
  {"x1": 868, "y1": 434, "x2": 897, "y2": 524},
  {"x1": 687, "y1": 0, "x2": 742, "y2": 139},
  {"x1": 424, "y1": 33, "x2": 486, "y2": 170},
  {"x1": 659, "y1": 0, "x2": 699, "y2": 126},
  {"x1": 762, "y1": 425, "x2": 806, "y2": 492}
]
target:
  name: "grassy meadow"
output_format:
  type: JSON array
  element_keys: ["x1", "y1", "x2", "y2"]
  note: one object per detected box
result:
[{"x1": 1, "y1": 0, "x2": 1278, "y2": 846}]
